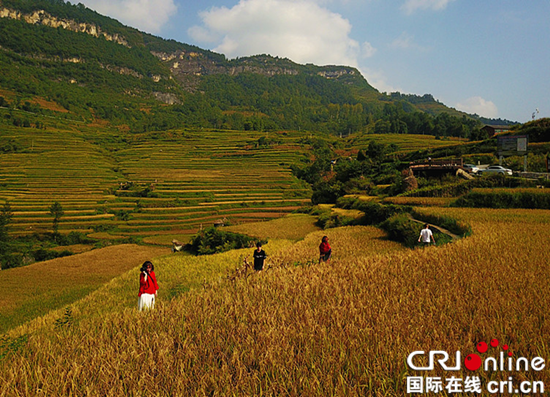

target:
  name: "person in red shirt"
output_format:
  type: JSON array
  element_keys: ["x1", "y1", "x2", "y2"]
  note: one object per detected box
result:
[
  {"x1": 138, "y1": 261, "x2": 159, "y2": 311},
  {"x1": 319, "y1": 236, "x2": 332, "y2": 264}
]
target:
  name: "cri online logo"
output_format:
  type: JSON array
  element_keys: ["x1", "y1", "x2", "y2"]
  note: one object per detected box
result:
[{"x1": 407, "y1": 339, "x2": 546, "y2": 372}]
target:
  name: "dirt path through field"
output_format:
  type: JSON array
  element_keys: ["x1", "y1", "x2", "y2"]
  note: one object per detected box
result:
[{"x1": 407, "y1": 214, "x2": 460, "y2": 240}]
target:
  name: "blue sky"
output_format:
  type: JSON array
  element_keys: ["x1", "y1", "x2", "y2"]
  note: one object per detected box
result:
[{"x1": 80, "y1": 0, "x2": 549, "y2": 123}]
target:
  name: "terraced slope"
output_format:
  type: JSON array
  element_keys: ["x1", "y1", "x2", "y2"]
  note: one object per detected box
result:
[{"x1": 0, "y1": 125, "x2": 311, "y2": 242}]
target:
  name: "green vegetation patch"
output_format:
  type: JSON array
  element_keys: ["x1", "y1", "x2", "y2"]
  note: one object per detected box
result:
[
  {"x1": 185, "y1": 227, "x2": 261, "y2": 255},
  {"x1": 451, "y1": 188, "x2": 550, "y2": 209}
]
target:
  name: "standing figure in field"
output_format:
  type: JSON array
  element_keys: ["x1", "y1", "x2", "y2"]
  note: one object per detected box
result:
[
  {"x1": 253, "y1": 242, "x2": 267, "y2": 271},
  {"x1": 138, "y1": 261, "x2": 159, "y2": 311},
  {"x1": 418, "y1": 224, "x2": 436, "y2": 246},
  {"x1": 319, "y1": 236, "x2": 332, "y2": 264},
  {"x1": 172, "y1": 239, "x2": 184, "y2": 252}
]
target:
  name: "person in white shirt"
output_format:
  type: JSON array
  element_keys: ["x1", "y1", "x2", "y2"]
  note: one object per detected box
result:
[{"x1": 418, "y1": 224, "x2": 435, "y2": 245}]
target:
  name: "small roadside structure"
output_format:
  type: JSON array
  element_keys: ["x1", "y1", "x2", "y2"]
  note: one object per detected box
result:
[
  {"x1": 409, "y1": 158, "x2": 464, "y2": 178},
  {"x1": 481, "y1": 125, "x2": 512, "y2": 137}
]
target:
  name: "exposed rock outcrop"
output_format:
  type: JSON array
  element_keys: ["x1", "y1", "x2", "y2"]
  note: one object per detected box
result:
[{"x1": 0, "y1": 7, "x2": 129, "y2": 47}]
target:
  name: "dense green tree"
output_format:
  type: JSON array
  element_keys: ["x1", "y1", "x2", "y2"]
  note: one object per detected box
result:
[
  {"x1": 49, "y1": 201, "x2": 64, "y2": 235},
  {"x1": 366, "y1": 140, "x2": 387, "y2": 162},
  {"x1": 0, "y1": 202, "x2": 14, "y2": 269}
]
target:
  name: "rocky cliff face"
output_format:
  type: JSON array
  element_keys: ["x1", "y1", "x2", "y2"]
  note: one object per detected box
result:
[
  {"x1": 151, "y1": 51, "x2": 306, "y2": 91},
  {"x1": 317, "y1": 69, "x2": 358, "y2": 80},
  {"x1": 0, "y1": 7, "x2": 128, "y2": 46},
  {"x1": 151, "y1": 50, "x2": 226, "y2": 91},
  {"x1": 1, "y1": 6, "x2": 372, "y2": 96},
  {"x1": 151, "y1": 50, "x2": 365, "y2": 92}
]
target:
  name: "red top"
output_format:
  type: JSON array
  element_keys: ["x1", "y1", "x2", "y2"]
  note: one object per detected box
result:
[
  {"x1": 139, "y1": 271, "x2": 159, "y2": 296},
  {"x1": 319, "y1": 242, "x2": 331, "y2": 255}
]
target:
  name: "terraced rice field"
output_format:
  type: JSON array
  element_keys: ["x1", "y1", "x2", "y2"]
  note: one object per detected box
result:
[
  {"x1": 0, "y1": 126, "x2": 312, "y2": 242},
  {"x1": 347, "y1": 133, "x2": 468, "y2": 153}
]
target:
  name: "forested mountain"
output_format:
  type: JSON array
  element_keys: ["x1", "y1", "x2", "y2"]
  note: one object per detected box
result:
[{"x1": 0, "y1": 0, "x2": 511, "y2": 137}]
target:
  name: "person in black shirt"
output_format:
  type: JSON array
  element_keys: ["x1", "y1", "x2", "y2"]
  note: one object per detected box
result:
[{"x1": 253, "y1": 242, "x2": 267, "y2": 271}]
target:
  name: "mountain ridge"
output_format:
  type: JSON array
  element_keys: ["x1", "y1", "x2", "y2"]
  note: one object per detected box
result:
[
  {"x1": 0, "y1": 0, "x2": 515, "y2": 136},
  {"x1": 0, "y1": 1, "x2": 372, "y2": 94}
]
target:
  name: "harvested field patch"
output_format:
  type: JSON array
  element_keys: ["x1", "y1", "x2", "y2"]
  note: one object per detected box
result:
[
  {"x1": 227, "y1": 214, "x2": 320, "y2": 241},
  {"x1": 0, "y1": 244, "x2": 168, "y2": 333},
  {"x1": 30, "y1": 97, "x2": 69, "y2": 113},
  {"x1": 382, "y1": 196, "x2": 455, "y2": 206},
  {"x1": 50, "y1": 244, "x2": 95, "y2": 254}
]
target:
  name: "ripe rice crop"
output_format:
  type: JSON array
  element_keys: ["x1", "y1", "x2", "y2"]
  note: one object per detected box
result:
[
  {"x1": 0, "y1": 128, "x2": 311, "y2": 239},
  {"x1": 1, "y1": 209, "x2": 549, "y2": 396},
  {"x1": 382, "y1": 196, "x2": 454, "y2": 207},
  {"x1": 0, "y1": 244, "x2": 168, "y2": 334},
  {"x1": 227, "y1": 213, "x2": 320, "y2": 241},
  {"x1": 349, "y1": 133, "x2": 467, "y2": 153},
  {"x1": 451, "y1": 188, "x2": 550, "y2": 209}
]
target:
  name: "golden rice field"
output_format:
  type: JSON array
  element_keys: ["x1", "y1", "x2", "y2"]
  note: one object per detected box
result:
[
  {"x1": 0, "y1": 244, "x2": 169, "y2": 334},
  {"x1": 0, "y1": 122, "x2": 480, "y2": 243},
  {"x1": 0, "y1": 125, "x2": 312, "y2": 240},
  {"x1": 382, "y1": 196, "x2": 455, "y2": 207},
  {"x1": 226, "y1": 213, "x2": 320, "y2": 241},
  {"x1": 1, "y1": 207, "x2": 549, "y2": 396},
  {"x1": 348, "y1": 133, "x2": 468, "y2": 154}
]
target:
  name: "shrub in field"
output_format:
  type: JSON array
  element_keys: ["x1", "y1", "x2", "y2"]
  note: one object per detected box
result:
[
  {"x1": 316, "y1": 211, "x2": 355, "y2": 229},
  {"x1": 293, "y1": 205, "x2": 335, "y2": 229},
  {"x1": 116, "y1": 186, "x2": 159, "y2": 198},
  {"x1": 56, "y1": 231, "x2": 96, "y2": 246},
  {"x1": 32, "y1": 248, "x2": 73, "y2": 262},
  {"x1": 306, "y1": 199, "x2": 410, "y2": 230},
  {"x1": 336, "y1": 197, "x2": 411, "y2": 225},
  {"x1": 311, "y1": 180, "x2": 346, "y2": 204},
  {"x1": 401, "y1": 174, "x2": 538, "y2": 198},
  {"x1": 185, "y1": 226, "x2": 259, "y2": 255},
  {"x1": 335, "y1": 197, "x2": 468, "y2": 247},
  {"x1": 379, "y1": 213, "x2": 420, "y2": 248},
  {"x1": 113, "y1": 209, "x2": 132, "y2": 221},
  {"x1": 293, "y1": 205, "x2": 328, "y2": 216},
  {"x1": 410, "y1": 209, "x2": 472, "y2": 237},
  {"x1": 92, "y1": 224, "x2": 116, "y2": 232},
  {"x1": 0, "y1": 253, "x2": 24, "y2": 270},
  {"x1": 451, "y1": 189, "x2": 550, "y2": 209}
]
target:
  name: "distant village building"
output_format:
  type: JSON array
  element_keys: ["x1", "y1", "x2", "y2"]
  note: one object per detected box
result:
[{"x1": 482, "y1": 125, "x2": 511, "y2": 137}]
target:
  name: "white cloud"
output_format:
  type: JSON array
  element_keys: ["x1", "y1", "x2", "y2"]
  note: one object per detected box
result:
[
  {"x1": 390, "y1": 32, "x2": 429, "y2": 51},
  {"x1": 391, "y1": 32, "x2": 415, "y2": 49},
  {"x1": 456, "y1": 96, "x2": 499, "y2": 118},
  {"x1": 401, "y1": 0, "x2": 455, "y2": 14},
  {"x1": 359, "y1": 67, "x2": 400, "y2": 94},
  {"x1": 189, "y1": 0, "x2": 361, "y2": 66},
  {"x1": 362, "y1": 41, "x2": 377, "y2": 58},
  {"x1": 80, "y1": 0, "x2": 177, "y2": 34},
  {"x1": 187, "y1": 25, "x2": 220, "y2": 43}
]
